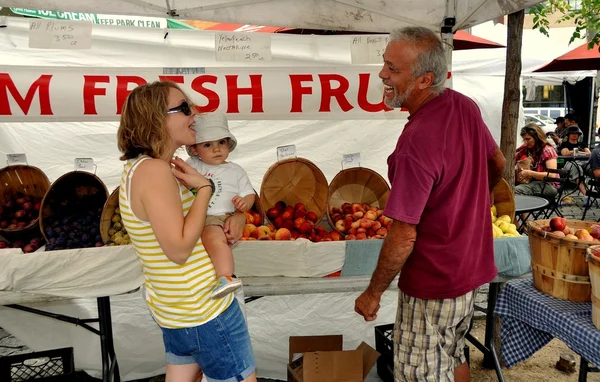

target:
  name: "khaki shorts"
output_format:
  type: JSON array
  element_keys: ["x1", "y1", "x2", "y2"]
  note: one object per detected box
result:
[
  {"x1": 393, "y1": 289, "x2": 477, "y2": 381},
  {"x1": 205, "y1": 213, "x2": 233, "y2": 227}
]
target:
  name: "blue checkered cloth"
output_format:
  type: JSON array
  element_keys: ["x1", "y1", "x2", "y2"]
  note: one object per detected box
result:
[{"x1": 495, "y1": 278, "x2": 599, "y2": 368}]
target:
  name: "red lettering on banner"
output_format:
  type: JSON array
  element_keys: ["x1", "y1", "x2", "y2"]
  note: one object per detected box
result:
[
  {"x1": 318, "y1": 74, "x2": 353, "y2": 112},
  {"x1": 158, "y1": 75, "x2": 185, "y2": 84},
  {"x1": 289, "y1": 74, "x2": 313, "y2": 113},
  {"x1": 225, "y1": 75, "x2": 263, "y2": 113},
  {"x1": 83, "y1": 75, "x2": 110, "y2": 115},
  {"x1": 116, "y1": 76, "x2": 147, "y2": 114},
  {"x1": 357, "y1": 73, "x2": 393, "y2": 112},
  {"x1": 0, "y1": 74, "x2": 53, "y2": 115},
  {"x1": 191, "y1": 76, "x2": 220, "y2": 112}
]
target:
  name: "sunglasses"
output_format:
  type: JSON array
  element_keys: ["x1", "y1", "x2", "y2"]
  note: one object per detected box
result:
[
  {"x1": 520, "y1": 127, "x2": 537, "y2": 135},
  {"x1": 167, "y1": 100, "x2": 192, "y2": 116}
]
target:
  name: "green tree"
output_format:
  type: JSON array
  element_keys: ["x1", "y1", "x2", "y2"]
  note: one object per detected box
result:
[{"x1": 529, "y1": 0, "x2": 600, "y2": 49}]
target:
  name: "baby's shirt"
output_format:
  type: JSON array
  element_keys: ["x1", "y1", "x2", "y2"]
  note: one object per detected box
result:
[{"x1": 186, "y1": 157, "x2": 254, "y2": 216}]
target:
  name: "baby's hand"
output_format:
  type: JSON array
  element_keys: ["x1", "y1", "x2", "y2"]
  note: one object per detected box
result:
[{"x1": 232, "y1": 195, "x2": 249, "y2": 212}]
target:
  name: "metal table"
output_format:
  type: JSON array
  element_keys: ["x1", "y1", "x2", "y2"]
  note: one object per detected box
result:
[{"x1": 515, "y1": 195, "x2": 549, "y2": 232}]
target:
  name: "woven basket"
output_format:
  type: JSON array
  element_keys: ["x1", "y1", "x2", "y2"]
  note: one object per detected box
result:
[
  {"x1": 0, "y1": 165, "x2": 51, "y2": 240},
  {"x1": 327, "y1": 167, "x2": 390, "y2": 234},
  {"x1": 493, "y1": 178, "x2": 515, "y2": 223},
  {"x1": 40, "y1": 171, "x2": 109, "y2": 243},
  {"x1": 260, "y1": 158, "x2": 329, "y2": 225},
  {"x1": 587, "y1": 246, "x2": 600, "y2": 330},
  {"x1": 528, "y1": 219, "x2": 594, "y2": 302},
  {"x1": 100, "y1": 186, "x2": 122, "y2": 244}
]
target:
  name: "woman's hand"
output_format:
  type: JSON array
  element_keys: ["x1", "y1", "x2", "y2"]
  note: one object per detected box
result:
[
  {"x1": 223, "y1": 212, "x2": 245, "y2": 245},
  {"x1": 517, "y1": 169, "x2": 531, "y2": 183},
  {"x1": 170, "y1": 157, "x2": 210, "y2": 189}
]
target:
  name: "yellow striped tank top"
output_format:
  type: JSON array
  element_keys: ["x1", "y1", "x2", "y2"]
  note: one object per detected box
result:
[{"x1": 119, "y1": 155, "x2": 233, "y2": 328}]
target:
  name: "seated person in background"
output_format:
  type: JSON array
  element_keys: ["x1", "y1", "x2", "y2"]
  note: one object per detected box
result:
[
  {"x1": 558, "y1": 125, "x2": 589, "y2": 195},
  {"x1": 553, "y1": 116, "x2": 567, "y2": 144},
  {"x1": 515, "y1": 123, "x2": 559, "y2": 199},
  {"x1": 587, "y1": 128, "x2": 600, "y2": 178}
]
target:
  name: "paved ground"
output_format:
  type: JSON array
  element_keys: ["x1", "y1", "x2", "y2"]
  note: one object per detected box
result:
[{"x1": 1, "y1": 193, "x2": 598, "y2": 381}]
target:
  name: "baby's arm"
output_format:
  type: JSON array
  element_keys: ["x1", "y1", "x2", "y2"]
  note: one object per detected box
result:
[{"x1": 232, "y1": 194, "x2": 256, "y2": 212}]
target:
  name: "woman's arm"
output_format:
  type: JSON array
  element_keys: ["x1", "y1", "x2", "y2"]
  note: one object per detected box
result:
[
  {"x1": 223, "y1": 211, "x2": 246, "y2": 245},
  {"x1": 132, "y1": 159, "x2": 212, "y2": 265},
  {"x1": 523, "y1": 158, "x2": 559, "y2": 181}
]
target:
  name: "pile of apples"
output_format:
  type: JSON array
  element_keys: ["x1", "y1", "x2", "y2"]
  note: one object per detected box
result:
[
  {"x1": 329, "y1": 203, "x2": 391, "y2": 240},
  {"x1": 541, "y1": 217, "x2": 600, "y2": 242},
  {"x1": 0, "y1": 236, "x2": 45, "y2": 253},
  {"x1": 491, "y1": 205, "x2": 519, "y2": 238},
  {"x1": 241, "y1": 201, "x2": 342, "y2": 242},
  {"x1": 0, "y1": 192, "x2": 42, "y2": 231}
]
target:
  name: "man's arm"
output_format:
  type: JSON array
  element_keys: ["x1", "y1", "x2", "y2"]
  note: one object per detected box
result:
[
  {"x1": 488, "y1": 146, "x2": 506, "y2": 194},
  {"x1": 364, "y1": 220, "x2": 417, "y2": 298}
]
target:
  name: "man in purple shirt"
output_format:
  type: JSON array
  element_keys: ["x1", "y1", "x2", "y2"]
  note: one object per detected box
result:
[{"x1": 355, "y1": 26, "x2": 506, "y2": 381}]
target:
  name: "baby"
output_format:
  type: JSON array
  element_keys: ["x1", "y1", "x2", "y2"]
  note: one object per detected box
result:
[{"x1": 186, "y1": 113, "x2": 255, "y2": 299}]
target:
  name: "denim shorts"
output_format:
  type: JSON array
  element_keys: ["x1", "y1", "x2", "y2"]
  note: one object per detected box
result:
[{"x1": 160, "y1": 300, "x2": 256, "y2": 382}]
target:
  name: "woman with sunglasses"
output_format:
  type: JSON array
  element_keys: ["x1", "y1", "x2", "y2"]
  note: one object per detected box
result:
[
  {"x1": 117, "y1": 81, "x2": 257, "y2": 382},
  {"x1": 515, "y1": 123, "x2": 559, "y2": 198}
]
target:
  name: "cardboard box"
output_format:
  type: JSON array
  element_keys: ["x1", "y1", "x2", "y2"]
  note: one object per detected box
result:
[{"x1": 287, "y1": 335, "x2": 380, "y2": 382}]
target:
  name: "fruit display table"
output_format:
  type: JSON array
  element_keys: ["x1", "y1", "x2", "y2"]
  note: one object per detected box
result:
[{"x1": 495, "y1": 278, "x2": 599, "y2": 381}]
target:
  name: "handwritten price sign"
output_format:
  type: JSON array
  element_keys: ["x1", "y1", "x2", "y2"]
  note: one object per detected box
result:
[
  {"x1": 215, "y1": 32, "x2": 272, "y2": 62},
  {"x1": 277, "y1": 145, "x2": 297, "y2": 161},
  {"x1": 342, "y1": 153, "x2": 361, "y2": 168},
  {"x1": 29, "y1": 19, "x2": 92, "y2": 49},
  {"x1": 74, "y1": 158, "x2": 95, "y2": 172},
  {"x1": 6, "y1": 153, "x2": 27, "y2": 165},
  {"x1": 350, "y1": 35, "x2": 389, "y2": 64}
]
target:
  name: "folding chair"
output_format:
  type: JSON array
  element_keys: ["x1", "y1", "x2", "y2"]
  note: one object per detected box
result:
[
  {"x1": 538, "y1": 168, "x2": 569, "y2": 219},
  {"x1": 581, "y1": 178, "x2": 600, "y2": 221}
]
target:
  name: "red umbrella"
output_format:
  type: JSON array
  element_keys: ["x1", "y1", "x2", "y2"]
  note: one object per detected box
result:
[
  {"x1": 181, "y1": 21, "x2": 504, "y2": 50},
  {"x1": 534, "y1": 43, "x2": 600, "y2": 72}
]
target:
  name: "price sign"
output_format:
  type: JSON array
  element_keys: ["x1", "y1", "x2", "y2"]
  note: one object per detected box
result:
[
  {"x1": 29, "y1": 19, "x2": 92, "y2": 49},
  {"x1": 6, "y1": 153, "x2": 27, "y2": 165},
  {"x1": 277, "y1": 145, "x2": 297, "y2": 161},
  {"x1": 350, "y1": 35, "x2": 389, "y2": 64},
  {"x1": 74, "y1": 158, "x2": 95, "y2": 172},
  {"x1": 342, "y1": 153, "x2": 361, "y2": 168},
  {"x1": 215, "y1": 32, "x2": 272, "y2": 62}
]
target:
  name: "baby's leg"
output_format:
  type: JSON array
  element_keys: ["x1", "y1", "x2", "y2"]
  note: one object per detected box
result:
[{"x1": 202, "y1": 225, "x2": 233, "y2": 277}]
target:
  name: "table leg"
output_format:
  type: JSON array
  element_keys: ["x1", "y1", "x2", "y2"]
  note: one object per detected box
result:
[
  {"x1": 483, "y1": 283, "x2": 505, "y2": 382},
  {"x1": 97, "y1": 297, "x2": 120, "y2": 382},
  {"x1": 579, "y1": 357, "x2": 588, "y2": 382}
]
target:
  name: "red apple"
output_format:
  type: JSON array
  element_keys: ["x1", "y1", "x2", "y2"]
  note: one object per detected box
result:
[
  {"x1": 294, "y1": 218, "x2": 307, "y2": 230},
  {"x1": 16, "y1": 198, "x2": 26, "y2": 206},
  {"x1": 23, "y1": 244, "x2": 37, "y2": 253},
  {"x1": 281, "y1": 210, "x2": 294, "y2": 221},
  {"x1": 251, "y1": 211, "x2": 262, "y2": 226},
  {"x1": 22, "y1": 202, "x2": 33, "y2": 211},
  {"x1": 294, "y1": 202, "x2": 307, "y2": 212},
  {"x1": 590, "y1": 225, "x2": 600, "y2": 239},
  {"x1": 282, "y1": 220, "x2": 294, "y2": 231},
  {"x1": 14, "y1": 210, "x2": 26, "y2": 219},
  {"x1": 299, "y1": 221, "x2": 313, "y2": 234},
  {"x1": 330, "y1": 232, "x2": 343, "y2": 241},
  {"x1": 0, "y1": 241, "x2": 8, "y2": 249},
  {"x1": 266, "y1": 207, "x2": 280, "y2": 219},
  {"x1": 274, "y1": 201, "x2": 286, "y2": 212},
  {"x1": 273, "y1": 217, "x2": 284, "y2": 228},
  {"x1": 549, "y1": 217, "x2": 566, "y2": 232},
  {"x1": 305, "y1": 211, "x2": 318, "y2": 223},
  {"x1": 0, "y1": 221, "x2": 8, "y2": 228},
  {"x1": 293, "y1": 209, "x2": 306, "y2": 220},
  {"x1": 34, "y1": 202, "x2": 42, "y2": 211}
]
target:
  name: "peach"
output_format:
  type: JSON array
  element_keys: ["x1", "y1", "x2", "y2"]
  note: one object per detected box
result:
[
  {"x1": 359, "y1": 218, "x2": 373, "y2": 229},
  {"x1": 294, "y1": 217, "x2": 307, "y2": 230},
  {"x1": 349, "y1": 227, "x2": 358, "y2": 235},
  {"x1": 367, "y1": 229, "x2": 376, "y2": 237},
  {"x1": 268, "y1": 224, "x2": 276, "y2": 233},
  {"x1": 243, "y1": 224, "x2": 257, "y2": 238},
  {"x1": 258, "y1": 235, "x2": 272, "y2": 240},
  {"x1": 353, "y1": 211, "x2": 364, "y2": 219},
  {"x1": 335, "y1": 220, "x2": 346, "y2": 233},
  {"x1": 565, "y1": 234, "x2": 579, "y2": 240},
  {"x1": 251, "y1": 211, "x2": 262, "y2": 226},
  {"x1": 376, "y1": 209, "x2": 384, "y2": 217},
  {"x1": 355, "y1": 233, "x2": 367, "y2": 240},
  {"x1": 575, "y1": 229, "x2": 590, "y2": 240},
  {"x1": 266, "y1": 207, "x2": 280, "y2": 219},
  {"x1": 379, "y1": 215, "x2": 393, "y2": 227},
  {"x1": 257, "y1": 225, "x2": 271, "y2": 237},
  {"x1": 372, "y1": 221, "x2": 382, "y2": 231},
  {"x1": 343, "y1": 217, "x2": 353, "y2": 230},
  {"x1": 275, "y1": 228, "x2": 292, "y2": 240},
  {"x1": 364, "y1": 211, "x2": 377, "y2": 221},
  {"x1": 294, "y1": 209, "x2": 306, "y2": 220},
  {"x1": 357, "y1": 227, "x2": 367, "y2": 234},
  {"x1": 245, "y1": 213, "x2": 254, "y2": 224},
  {"x1": 282, "y1": 220, "x2": 294, "y2": 231},
  {"x1": 550, "y1": 231, "x2": 566, "y2": 237},
  {"x1": 330, "y1": 232, "x2": 343, "y2": 241},
  {"x1": 273, "y1": 217, "x2": 284, "y2": 228},
  {"x1": 269, "y1": 232, "x2": 276, "y2": 239},
  {"x1": 376, "y1": 227, "x2": 388, "y2": 236},
  {"x1": 351, "y1": 220, "x2": 361, "y2": 229},
  {"x1": 281, "y1": 210, "x2": 294, "y2": 221},
  {"x1": 295, "y1": 202, "x2": 307, "y2": 212},
  {"x1": 305, "y1": 211, "x2": 318, "y2": 223},
  {"x1": 352, "y1": 203, "x2": 365, "y2": 213},
  {"x1": 345, "y1": 234, "x2": 356, "y2": 240}
]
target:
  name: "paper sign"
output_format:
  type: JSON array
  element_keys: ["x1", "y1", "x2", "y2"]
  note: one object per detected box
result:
[
  {"x1": 343, "y1": 153, "x2": 361, "y2": 167},
  {"x1": 6, "y1": 153, "x2": 27, "y2": 165},
  {"x1": 74, "y1": 157, "x2": 95, "y2": 172},
  {"x1": 277, "y1": 145, "x2": 296, "y2": 161},
  {"x1": 215, "y1": 32, "x2": 272, "y2": 62},
  {"x1": 29, "y1": 19, "x2": 92, "y2": 49},
  {"x1": 350, "y1": 35, "x2": 389, "y2": 64}
]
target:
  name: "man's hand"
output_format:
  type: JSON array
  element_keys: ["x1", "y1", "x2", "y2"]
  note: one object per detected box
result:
[{"x1": 355, "y1": 290, "x2": 381, "y2": 321}]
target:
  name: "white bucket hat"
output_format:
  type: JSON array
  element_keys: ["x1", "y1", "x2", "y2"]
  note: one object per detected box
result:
[{"x1": 186, "y1": 113, "x2": 238, "y2": 157}]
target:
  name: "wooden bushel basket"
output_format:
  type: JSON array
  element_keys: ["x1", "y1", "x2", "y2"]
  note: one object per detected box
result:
[
  {"x1": 100, "y1": 186, "x2": 121, "y2": 244},
  {"x1": 586, "y1": 246, "x2": 600, "y2": 330},
  {"x1": 327, "y1": 167, "x2": 390, "y2": 234},
  {"x1": 39, "y1": 171, "x2": 109, "y2": 242},
  {"x1": 0, "y1": 165, "x2": 51, "y2": 240},
  {"x1": 493, "y1": 178, "x2": 515, "y2": 223},
  {"x1": 260, "y1": 157, "x2": 329, "y2": 225},
  {"x1": 528, "y1": 219, "x2": 594, "y2": 302}
]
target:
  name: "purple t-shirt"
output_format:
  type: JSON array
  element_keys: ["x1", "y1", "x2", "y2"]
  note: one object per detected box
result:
[{"x1": 384, "y1": 88, "x2": 498, "y2": 300}]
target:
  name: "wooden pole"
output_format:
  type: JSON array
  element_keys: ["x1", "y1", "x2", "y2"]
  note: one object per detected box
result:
[{"x1": 500, "y1": 10, "x2": 525, "y2": 192}]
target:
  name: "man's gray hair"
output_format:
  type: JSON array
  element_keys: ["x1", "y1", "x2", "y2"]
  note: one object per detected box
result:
[{"x1": 389, "y1": 26, "x2": 448, "y2": 95}]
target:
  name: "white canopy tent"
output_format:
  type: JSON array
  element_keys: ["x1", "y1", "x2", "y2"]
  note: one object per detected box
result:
[{"x1": 2, "y1": 0, "x2": 545, "y2": 33}]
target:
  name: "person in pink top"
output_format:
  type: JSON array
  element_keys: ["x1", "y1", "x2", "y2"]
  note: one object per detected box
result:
[{"x1": 354, "y1": 26, "x2": 506, "y2": 381}]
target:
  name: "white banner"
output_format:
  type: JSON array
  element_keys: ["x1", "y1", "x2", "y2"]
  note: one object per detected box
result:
[{"x1": 0, "y1": 66, "x2": 405, "y2": 122}]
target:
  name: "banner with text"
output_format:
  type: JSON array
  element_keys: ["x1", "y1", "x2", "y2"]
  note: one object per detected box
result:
[{"x1": 0, "y1": 66, "x2": 402, "y2": 122}]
